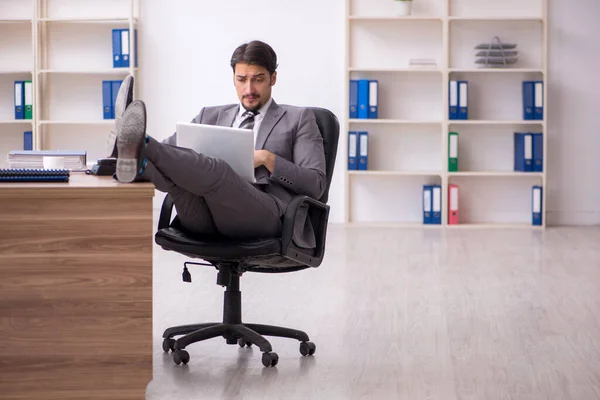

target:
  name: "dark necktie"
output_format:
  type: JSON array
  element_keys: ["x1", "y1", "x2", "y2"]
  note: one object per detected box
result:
[{"x1": 238, "y1": 110, "x2": 258, "y2": 130}]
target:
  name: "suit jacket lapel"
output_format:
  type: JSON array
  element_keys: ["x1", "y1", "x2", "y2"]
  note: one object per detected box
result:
[
  {"x1": 217, "y1": 105, "x2": 238, "y2": 127},
  {"x1": 256, "y1": 100, "x2": 285, "y2": 150}
]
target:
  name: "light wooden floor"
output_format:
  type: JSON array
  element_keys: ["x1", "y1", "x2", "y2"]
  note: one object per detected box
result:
[{"x1": 146, "y1": 224, "x2": 600, "y2": 400}]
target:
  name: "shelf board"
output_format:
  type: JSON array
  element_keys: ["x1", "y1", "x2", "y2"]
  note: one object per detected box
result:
[
  {"x1": 448, "y1": 120, "x2": 544, "y2": 125},
  {"x1": 349, "y1": 119, "x2": 442, "y2": 125},
  {"x1": 38, "y1": 17, "x2": 138, "y2": 24},
  {"x1": 0, "y1": 120, "x2": 33, "y2": 125},
  {"x1": 348, "y1": 16, "x2": 443, "y2": 21},
  {"x1": 0, "y1": 70, "x2": 32, "y2": 75},
  {"x1": 446, "y1": 223, "x2": 543, "y2": 229},
  {"x1": 0, "y1": 19, "x2": 32, "y2": 24},
  {"x1": 449, "y1": 68, "x2": 544, "y2": 74},
  {"x1": 349, "y1": 68, "x2": 442, "y2": 73},
  {"x1": 346, "y1": 221, "x2": 443, "y2": 228},
  {"x1": 39, "y1": 68, "x2": 136, "y2": 75},
  {"x1": 348, "y1": 170, "x2": 442, "y2": 177},
  {"x1": 39, "y1": 120, "x2": 113, "y2": 125},
  {"x1": 448, "y1": 171, "x2": 544, "y2": 178},
  {"x1": 449, "y1": 16, "x2": 543, "y2": 22}
]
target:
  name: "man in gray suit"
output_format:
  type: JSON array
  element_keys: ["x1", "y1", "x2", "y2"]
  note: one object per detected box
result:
[{"x1": 107, "y1": 40, "x2": 326, "y2": 249}]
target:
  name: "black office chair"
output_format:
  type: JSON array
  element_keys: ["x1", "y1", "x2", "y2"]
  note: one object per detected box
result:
[{"x1": 155, "y1": 107, "x2": 340, "y2": 367}]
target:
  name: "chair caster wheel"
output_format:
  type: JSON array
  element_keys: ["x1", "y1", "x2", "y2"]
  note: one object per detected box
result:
[
  {"x1": 173, "y1": 349, "x2": 190, "y2": 365},
  {"x1": 238, "y1": 338, "x2": 252, "y2": 348},
  {"x1": 261, "y1": 352, "x2": 279, "y2": 367},
  {"x1": 162, "y1": 338, "x2": 176, "y2": 353},
  {"x1": 300, "y1": 341, "x2": 316, "y2": 356}
]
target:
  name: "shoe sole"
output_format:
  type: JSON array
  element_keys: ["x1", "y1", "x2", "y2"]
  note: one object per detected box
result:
[
  {"x1": 115, "y1": 100, "x2": 147, "y2": 183},
  {"x1": 106, "y1": 75, "x2": 134, "y2": 158}
]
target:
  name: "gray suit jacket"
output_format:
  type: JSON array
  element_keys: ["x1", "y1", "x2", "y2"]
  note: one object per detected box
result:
[{"x1": 183, "y1": 100, "x2": 327, "y2": 248}]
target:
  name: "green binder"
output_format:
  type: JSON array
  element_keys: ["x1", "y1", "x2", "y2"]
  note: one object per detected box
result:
[
  {"x1": 448, "y1": 131, "x2": 458, "y2": 172},
  {"x1": 24, "y1": 80, "x2": 33, "y2": 120}
]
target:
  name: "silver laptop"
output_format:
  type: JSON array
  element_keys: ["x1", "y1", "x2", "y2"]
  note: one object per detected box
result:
[{"x1": 175, "y1": 122, "x2": 255, "y2": 182}]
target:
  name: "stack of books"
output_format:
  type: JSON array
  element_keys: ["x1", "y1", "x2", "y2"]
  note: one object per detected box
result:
[{"x1": 7, "y1": 150, "x2": 87, "y2": 171}]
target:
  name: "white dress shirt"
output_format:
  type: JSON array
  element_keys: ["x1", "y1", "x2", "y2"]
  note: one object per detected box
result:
[{"x1": 232, "y1": 97, "x2": 273, "y2": 148}]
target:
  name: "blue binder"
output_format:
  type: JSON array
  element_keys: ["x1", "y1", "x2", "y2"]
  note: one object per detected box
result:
[
  {"x1": 514, "y1": 132, "x2": 533, "y2": 172},
  {"x1": 120, "y1": 29, "x2": 138, "y2": 68},
  {"x1": 532, "y1": 132, "x2": 543, "y2": 172},
  {"x1": 522, "y1": 81, "x2": 534, "y2": 120},
  {"x1": 431, "y1": 185, "x2": 441, "y2": 224},
  {"x1": 23, "y1": 131, "x2": 32, "y2": 151},
  {"x1": 423, "y1": 185, "x2": 432, "y2": 224},
  {"x1": 532, "y1": 185, "x2": 543, "y2": 226},
  {"x1": 112, "y1": 29, "x2": 122, "y2": 68},
  {"x1": 368, "y1": 80, "x2": 378, "y2": 119},
  {"x1": 534, "y1": 81, "x2": 543, "y2": 120},
  {"x1": 449, "y1": 80, "x2": 458, "y2": 119},
  {"x1": 102, "y1": 80, "x2": 113, "y2": 119},
  {"x1": 14, "y1": 81, "x2": 24, "y2": 119},
  {"x1": 357, "y1": 79, "x2": 369, "y2": 119},
  {"x1": 357, "y1": 131, "x2": 368, "y2": 170},
  {"x1": 349, "y1": 80, "x2": 358, "y2": 119},
  {"x1": 458, "y1": 81, "x2": 468, "y2": 120},
  {"x1": 111, "y1": 80, "x2": 123, "y2": 116},
  {"x1": 347, "y1": 131, "x2": 358, "y2": 170}
]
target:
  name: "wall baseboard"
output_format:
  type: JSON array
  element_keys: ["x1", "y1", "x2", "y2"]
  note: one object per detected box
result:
[{"x1": 546, "y1": 210, "x2": 600, "y2": 226}]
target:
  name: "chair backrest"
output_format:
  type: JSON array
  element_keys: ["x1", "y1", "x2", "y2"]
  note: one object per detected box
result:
[{"x1": 309, "y1": 107, "x2": 340, "y2": 204}]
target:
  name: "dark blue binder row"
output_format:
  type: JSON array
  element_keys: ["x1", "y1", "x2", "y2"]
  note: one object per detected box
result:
[
  {"x1": 112, "y1": 28, "x2": 138, "y2": 68},
  {"x1": 523, "y1": 81, "x2": 543, "y2": 120},
  {"x1": 102, "y1": 80, "x2": 124, "y2": 119},
  {"x1": 423, "y1": 185, "x2": 442, "y2": 224},
  {"x1": 0, "y1": 168, "x2": 70, "y2": 182},
  {"x1": 347, "y1": 131, "x2": 368, "y2": 170},
  {"x1": 514, "y1": 132, "x2": 543, "y2": 172},
  {"x1": 449, "y1": 80, "x2": 468, "y2": 120},
  {"x1": 349, "y1": 79, "x2": 378, "y2": 119}
]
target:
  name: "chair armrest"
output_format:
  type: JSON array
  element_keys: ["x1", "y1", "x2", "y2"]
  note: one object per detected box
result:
[
  {"x1": 158, "y1": 194, "x2": 175, "y2": 231},
  {"x1": 281, "y1": 195, "x2": 330, "y2": 263}
]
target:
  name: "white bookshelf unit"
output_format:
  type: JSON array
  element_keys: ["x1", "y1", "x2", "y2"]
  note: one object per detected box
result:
[
  {"x1": 344, "y1": 0, "x2": 547, "y2": 228},
  {"x1": 0, "y1": 0, "x2": 139, "y2": 167}
]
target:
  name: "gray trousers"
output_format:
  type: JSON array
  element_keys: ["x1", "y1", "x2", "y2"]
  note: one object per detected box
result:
[{"x1": 143, "y1": 137, "x2": 283, "y2": 239}]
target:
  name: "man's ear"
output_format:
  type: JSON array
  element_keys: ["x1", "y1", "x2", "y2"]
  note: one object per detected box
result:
[{"x1": 270, "y1": 71, "x2": 277, "y2": 86}]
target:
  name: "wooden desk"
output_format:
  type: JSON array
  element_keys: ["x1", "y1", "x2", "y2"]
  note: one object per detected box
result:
[{"x1": 0, "y1": 173, "x2": 155, "y2": 400}]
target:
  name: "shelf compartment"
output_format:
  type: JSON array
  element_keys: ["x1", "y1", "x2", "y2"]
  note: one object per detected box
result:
[
  {"x1": 449, "y1": 0, "x2": 543, "y2": 19},
  {"x1": 448, "y1": 71, "x2": 544, "y2": 121},
  {"x1": 447, "y1": 175, "x2": 543, "y2": 225},
  {"x1": 347, "y1": 124, "x2": 443, "y2": 172},
  {"x1": 0, "y1": 126, "x2": 31, "y2": 168},
  {"x1": 0, "y1": 72, "x2": 35, "y2": 121},
  {"x1": 349, "y1": 71, "x2": 444, "y2": 121},
  {"x1": 349, "y1": 0, "x2": 445, "y2": 19},
  {"x1": 449, "y1": 19, "x2": 543, "y2": 70},
  {"x1": 349, "y1": 19, "x2": 443, "y2": 70},
  {"x1": 349, "y1": 174, "x2": 442, "y2": 224},
  {"x1": 41, "y1": 0, "x2": 136, "y2": 21},
  {"x1": 0, "y1": 23, "x2": 33, "y2": 72},
  {"x1": 0, "y1": 0, "x2": 33, "y2": 21}
]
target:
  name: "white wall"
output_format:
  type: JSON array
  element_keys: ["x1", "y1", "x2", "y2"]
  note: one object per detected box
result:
[
  {"x1": 140, "y1": 0, "x2": 600, "y2": 225},
  {"x1": 546, "y1": 0, "x2": 600, "y2": 225},
  {"x1": 140, "y1": 0, "x2": 346, "y2": 221}
]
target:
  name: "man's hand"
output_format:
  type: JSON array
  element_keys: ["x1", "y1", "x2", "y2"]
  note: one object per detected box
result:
[{"x1": 254, "y1": 150, "x2": 276, "y2": 173}]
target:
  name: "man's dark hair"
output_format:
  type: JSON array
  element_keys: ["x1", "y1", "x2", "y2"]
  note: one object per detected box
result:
[{"x1": 230, "y1": 40, "x2": 278, "y2": 76}]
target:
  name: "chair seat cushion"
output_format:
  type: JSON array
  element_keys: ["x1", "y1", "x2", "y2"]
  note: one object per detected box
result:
[{"x1": 155, "y1": 226, "x2": 282, "y2": 259}]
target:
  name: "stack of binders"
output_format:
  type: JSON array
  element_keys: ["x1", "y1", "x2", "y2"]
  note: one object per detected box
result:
[
  {"x1": 112, "y1": 28, "x2": 138, "y2": 68},
  {"x1": 514, "y1": 132, "x2": 543, "y2": 172},
  {"x1": 14, "y1": 80, "x2": 33, "y2": 120},
  {"x1": 449, "y1": 80, "x2": 468, "y2": 120},
  {"x1": 523, "y1": 80, "x2": 544, "y2": 120},
  {"x1": 423, "y1": 185, "x2": 441, "y2": 224},
  {"x1": 0, "y1": 168, "x2": 70, "y2": 183},
  {"x1": 102, "y1": 80, "x2": 124, "y2": 119},
  {"x1": 349, "y1": 79, "x2": 378, "y2": 119},
  {"x1": 347, "y1": 131, "x2": 368, "y2": 170}
]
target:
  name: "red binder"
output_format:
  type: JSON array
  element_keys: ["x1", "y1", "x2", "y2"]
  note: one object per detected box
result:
[{"x1": 448, "y1": 184, "x2": 459, "y2": 225}]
